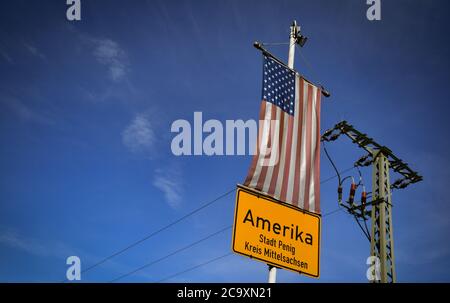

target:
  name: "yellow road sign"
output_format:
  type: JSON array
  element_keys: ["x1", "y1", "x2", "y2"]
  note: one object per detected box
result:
[{"x1": 231, "y1": 185, "x2": 321, "y2": 278}]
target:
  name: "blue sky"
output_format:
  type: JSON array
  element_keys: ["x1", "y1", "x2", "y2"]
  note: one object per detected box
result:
[{"x1": 0, "y1": 0, "x2": 449, "y2": 282}]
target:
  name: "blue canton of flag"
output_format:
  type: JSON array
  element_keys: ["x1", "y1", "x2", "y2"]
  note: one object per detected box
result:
[{"x1": 262, "y1": 56, "x2": 296, "y2": 116}]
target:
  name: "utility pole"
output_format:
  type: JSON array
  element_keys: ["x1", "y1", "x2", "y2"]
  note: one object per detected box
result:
[
  {"x1": 267, "y1": 20, "x2": 301, "y2": 284},
  {"x1": 321, "y1": 121, "x2": 422, "y2": 283},
  {"x1": 370, "y1": 151, "x2": 396, "y2": 282}
]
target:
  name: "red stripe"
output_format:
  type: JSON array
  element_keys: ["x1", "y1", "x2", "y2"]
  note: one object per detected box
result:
[
  {"x1": 256, "y1": 104, "x2": 276, "y2": 191},
  {"x1": 292, "y1": 78, "x2": 304, "y2": 207},
  {"x1": 314, "y1": 88, "x2": 322, "y2": 213},
  {"x1": 267, "y1": 109, "x2": 285, "y2": 196},
  {"x1": 302, "y1": 84, "x2": 313, "y2": 212},
  {"x1": 244, "y1": 101, "x2": 266, "y2": 186},
  {"x1": 279, "y1": 115, "x2": 294, "y2": 202}
]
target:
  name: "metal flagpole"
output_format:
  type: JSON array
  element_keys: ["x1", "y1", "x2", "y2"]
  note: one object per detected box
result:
[
  {"x1": 268, "y1": 265, "x2": 277, "y2": 283},
  {"x1": 288, "y1": 20, "x2": 298, "y2": 69},
  {"x1": 267, "y1": 20, "x2": 299, "y2": 284}
]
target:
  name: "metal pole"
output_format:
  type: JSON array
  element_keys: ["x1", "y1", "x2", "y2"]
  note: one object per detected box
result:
[
  {"x1": 288, "y1": 20, "x2": 298, "y2": 69},
  {"x1": 268, "y1": 265, "x2": 277, "y2": 283},
  {"x1": 370, "y1": 151, "x2": 396, "y2": 283},
  {"x1": 267, "y1": 21, "x2": 299, "y2": 284}
]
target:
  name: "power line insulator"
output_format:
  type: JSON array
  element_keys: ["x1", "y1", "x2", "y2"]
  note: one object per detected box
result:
[{"x1": 349, "y1": 181, "x2": 356, "y2": 205}]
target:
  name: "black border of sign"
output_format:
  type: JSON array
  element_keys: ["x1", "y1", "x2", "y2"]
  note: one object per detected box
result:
[{"x1": 231, "y1": 184, "x2": 321, "y2": 278}]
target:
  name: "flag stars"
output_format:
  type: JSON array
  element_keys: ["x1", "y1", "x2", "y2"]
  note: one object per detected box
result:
[{"x1": 263, "y1": 57, "x2": 296, "y2": 115}]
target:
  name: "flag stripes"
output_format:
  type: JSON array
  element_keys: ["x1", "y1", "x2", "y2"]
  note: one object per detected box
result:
[{"x1": 244, "y1": 72, "x2": 322, "y2": 214}]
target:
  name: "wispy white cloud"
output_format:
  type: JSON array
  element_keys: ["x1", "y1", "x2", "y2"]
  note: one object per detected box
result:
[
  {"x1": 122, "y1": 111, "x2": 182, "y2": 208},
  {"x1": 0, "y1": 228, "x2": 155, "y2": 282},
  {"x1": 153, "y1": 165, "x2": 183, "y2": 210},
  {"x1": 0, "y1": 229, "x2": 71, "y2": 259},
  {"x1": 0, "y1": 48, "x2": 13, "y2": 64},
  {"x1": 92, "y1": 38, "x2": 128, "y2": 82},
  {"x1": 122, "y1": 114, "x2": 156, "y2": 153},
  {"x1": 0, "y1": 96, "x2": 53, "y2": 125},
  {"x1": 65, "y1": 28, "x2": 133, "y2": 101},
  {"x1": 22, "y1": 42, "x2": 46, "y2": 60}
]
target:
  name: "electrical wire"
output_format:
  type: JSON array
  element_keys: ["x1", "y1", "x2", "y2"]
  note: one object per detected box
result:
[
  {"x1": 155, "y1": 206, "x2": 345, "y2": 283},
  {"x1": 110, "y1": 205, "x2": 345, "y2": 282},
  {"x1": 341, "y1": 176, "x2": 353, "y2": 185},
  {"x1": 104, "y1": 171, "x2": 351, "y2": 283},
  {"x1": 296, "y1": 44, "x2": 323, "y2": 88},
  {"x1": 61, "y1": 187, "x2": 236, "y2": 282},
  {"x1": 323, "y1": 142, "x2": 373, "y2": 242},
  {"x1": 157, "y1": 252, "x2": 234, "y2": 283},
  {"x1": 320, "y1": 166, "x2": 354, "y2": 184},
  {"x1": 109, "y1": 225, "x2": 232, "y2": 283},
  {"x1": 355, "y1": 165, "x2": 364, "y2": 188},
  {"x1": 61, "y1": 163, "x2": 354, "y2": 283},
  {"x1": 111, "y1": 203, "x2": 346, "y2": 282},
  {"x1": 322, "y1": 207, "x2": 343, "y2": 218},
  {"x1": 363, "y1": 218, "x2": 371, "y2": 242},
  {"x1": 354, "y1": 217, "x2": 371, "y2": 242},
  {"x1": 261, "y1": 42, "x2": 290, "y2": 46},
  {"x1": 323, "y1": 142, "x2": 342, "y2": 185},
  {"x1": 323, "y1": 142, "x2": 358, "y2": 188}
]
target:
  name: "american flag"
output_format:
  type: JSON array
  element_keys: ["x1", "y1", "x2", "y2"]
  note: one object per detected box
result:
[{"x1": 244, "y1": 55, "x2": 322, "y2": 214}]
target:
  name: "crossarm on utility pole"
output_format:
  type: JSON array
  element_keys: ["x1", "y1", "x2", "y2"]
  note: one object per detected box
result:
[{"x1": 321, "y1": 120, "x2": 422, "y2": 186}]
